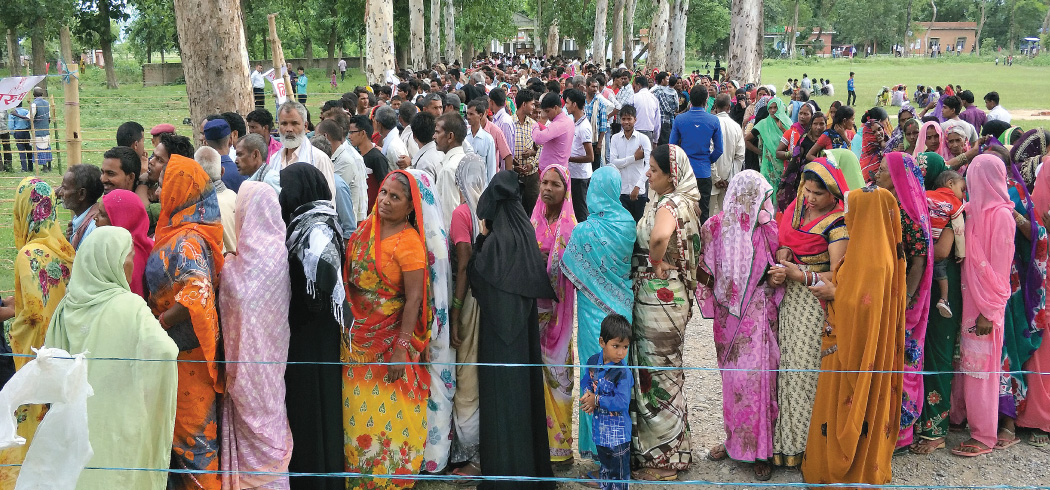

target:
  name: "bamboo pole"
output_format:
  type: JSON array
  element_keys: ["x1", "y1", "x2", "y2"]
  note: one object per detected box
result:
[
  {"x1": 60, "y1": 26, "x2": 81, "y2": 166},
  {"x1": 267, "y1": 14, "x2": 293, "y2": 104}
]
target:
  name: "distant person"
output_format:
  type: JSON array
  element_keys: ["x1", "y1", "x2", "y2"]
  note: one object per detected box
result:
[
  {"x1": 958, "y1": 90, "x2": 986, "y2": 131},
  {"x1": 29, "y1": 87, "x2": 52, "y2": 171},
  {"x1": 149, "y1": 123, "x2": 176, "y2": 149},
  {"x1": 8, "y1": 101, "x2": 32, "y2": 171},
  {"x1": 251, "y1": 64, "x2": 266, "y2": 109},
  {"x1": 984, "y1": 91, "x2": 1011, "y2": 123},
  {"x1": 846, "y1": 72, "x2": 856, "y2": 106},
  {"x1": 669, "y1": 83, "x2": 724, "y2": 224},
  {"x1": 296, "y1": 67, "x2": 308, "y2": 104},
  {"x1": 338, "y1": 58, "x2": 347, "y2": 81}
]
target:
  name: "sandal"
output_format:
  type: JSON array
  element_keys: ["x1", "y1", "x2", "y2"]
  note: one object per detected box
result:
[
  {"x1": 632, "y1": 468, "x2": 678, "y2": 481},
  {"x1": 579, "y1": 471, "x2": 601, "y2": 489},
  {"x1": 450, "y1": 463, "x2": 482, "y2": 486},
  {"x1": 951, "y1": 442, "x2": 993, "y2": 457},
  {"x1": 995, "y1": 428, "x2": 1021, "y2": 450},
  {"x1": 1030, "y1": 430, "x2": 1050, "y2": 447},
  {"x1": 909, "y1": 438, "x2": 946, "y2": 455},
  {"x1": 936, "y1": 299, "x2": 953, "y2": 318},
  {"x1": 706, "y1": 443, "x2": 728, "y2": 461},
  {"x1": 754, "y1": 462, "x2": 773, "y2": 481}
]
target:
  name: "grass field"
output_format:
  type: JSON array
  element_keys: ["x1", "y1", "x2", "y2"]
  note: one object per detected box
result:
[{"x1": 0, "y1": 57, "x2": 1047, "y2": 292}]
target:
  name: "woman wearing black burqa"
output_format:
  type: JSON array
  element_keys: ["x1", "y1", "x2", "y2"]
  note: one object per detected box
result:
[
  {"x1": 280, "y1": 163, "x2": 346, "y2": 490},
  {"x1": 469, "y1": 170, "x2": 557, "y2": 490}
]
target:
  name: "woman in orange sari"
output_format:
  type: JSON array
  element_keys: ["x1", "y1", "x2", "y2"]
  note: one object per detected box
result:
[
  {"x1": 0, "y1": 177, "x2": 75, "y2": 487},
  {"x1": 801, "y1": 187, "x2": 905, "y2": 486},
  {"x1": 145, "y1": 155, "x2": 225, "y2": 490},
  {"x1": 344, "y1": 170, "x2": 432, "y2": 490}
]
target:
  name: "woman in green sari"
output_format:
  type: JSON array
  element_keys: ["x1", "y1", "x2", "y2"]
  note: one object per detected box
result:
[{"x1": 746, "y1": 97, "x2": 792, "y2": 197}]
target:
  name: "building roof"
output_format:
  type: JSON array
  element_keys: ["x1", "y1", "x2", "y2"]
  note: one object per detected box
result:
[
  {"x1": 918, "y1": 21, "x2": 977, "y2": 30},
  {"x1": 512, "y1": 12, "x2": 534, "y2": 29}
]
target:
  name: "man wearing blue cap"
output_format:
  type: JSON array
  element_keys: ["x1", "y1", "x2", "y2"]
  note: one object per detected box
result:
[{"x1": 202, "y1": 118, "x2": 245, "y2": 192}]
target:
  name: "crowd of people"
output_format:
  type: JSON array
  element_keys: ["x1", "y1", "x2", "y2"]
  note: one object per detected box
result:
[{"x1": 1, "y1": 52, "x2": 1049, "y2": 490}]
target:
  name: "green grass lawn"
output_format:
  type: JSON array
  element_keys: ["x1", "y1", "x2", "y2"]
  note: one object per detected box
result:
[{"x1": 0, "y1": 57, "x2": 1047, "y2": 292}]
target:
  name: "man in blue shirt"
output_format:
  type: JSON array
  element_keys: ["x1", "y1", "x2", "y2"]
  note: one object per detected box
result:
[
  {"x1": 847, "y1": 72, "x2": 856, "y2": 106},
  {"x1": 669, "y1": 84, "x2": 723, "y2": 224},
  {"x1": 7, "y1": 101, "x2": 32, "y2": 172}
]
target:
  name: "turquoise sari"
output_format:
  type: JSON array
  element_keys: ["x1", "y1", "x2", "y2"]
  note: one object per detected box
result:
[{"x1": 560, "y1": 166, "x2": 637, "y2": 458}]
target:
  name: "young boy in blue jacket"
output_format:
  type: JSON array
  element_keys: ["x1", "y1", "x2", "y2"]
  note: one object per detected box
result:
[{"x1": 581, "y1": 314, "x2": 633, "y2": 490}]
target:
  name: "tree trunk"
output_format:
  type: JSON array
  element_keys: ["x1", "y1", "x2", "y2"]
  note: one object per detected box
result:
[
  {"x1": 443, "y1": 0, "x2": 457, "y2": 64},
  {"x1": 902, "y1": 0, "x2": 913, "y2": 56},
  {"x1": 428, "y1": 0, "x2": 441, "y2": 64},
  {"x1": 327, "y1": 22, "x2": 338, "y2": 68},
  {"x1": 667, "y1": 0, "x2": 688, "y2": 74},
  {"x1": 6, "y1": 29, "x2": 18, "y2": 77},
  {"x1": 592, "y1": 0, "x2": 610, "y2": 65},
  {"x1": 788, "y1": 0, "x2": 800, "y2": 58},
  {"x1": 925, "y1": 0, "x2": 936, "y2": 54},
  {"x1": 728, "y1": 0, "x2": 762, "y2": 82},
  {"x1": 975, "y1": 1, "x2": 986, "y2": 55},
  {"x1": 96, "y1": 2, "x2": 119, "y2": 89},
  {"x1": 31, "y1": 19, "x2": 48, "y2": 89},
  {"x1": 305, "y1": 38, "x2": 314, "y2": 63},
  {"x1": 546, "y1": 22, "x2": 560, "y2": 57},
  {"x1": 365, "y1": 0, "x2": 396, "y2": 84},
  {"x1": 172, "y1": 0, "x2": 252, "y2": 141},
  {"x1": 647, "y1": 0, "x2": 670, "y2": 70},
  {"x1": 625, "y1": 0, "x2": 638, "y2": 68},
  {"x1": 611, "y1": 0, "x2": 626, "y2": 65},
  {"x1": 409, "y1": 0, "x2": 425, "y2": 70}
]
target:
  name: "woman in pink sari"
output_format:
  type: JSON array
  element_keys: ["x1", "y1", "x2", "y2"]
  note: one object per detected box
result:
[
  {"x1": 530, "y1": 164, "x2": 577, "y2": 464},
  {"x1": 913, "y1": 121, "x2": 951, "y2": 161},
  {"x1": 1020, "y1": 154, "x2": 1050, "y2": 446},
  {"x1": 218, "y1": 182, "x2": 294, "y2": 488},
  {"x1": 95, "y1": 189, "x2": 153, "y2": 299},
  {"x1": 875, "y1": 152, "x2": 933, "y2": 448},
  {"x1": 697, "y1": 170, "x2": 784, "y2": 481},
  {"x1": 951, "y1": 155, "x2": 1016, "y2": 457}
]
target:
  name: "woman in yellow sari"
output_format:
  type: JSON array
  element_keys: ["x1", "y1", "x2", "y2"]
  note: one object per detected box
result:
[
  {"x1": 344, "y1": 170, "x2": 434, "y2": 490},
  {"x1": 0, "y1": 177, "x2": 75, "y2": 488},
  {"x1": 801, "y1": 187, "x2": 905, "y2": 485}
]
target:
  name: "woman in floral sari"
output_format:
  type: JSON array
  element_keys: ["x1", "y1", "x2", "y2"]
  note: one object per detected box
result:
[
  {"x1": 0, "y1": 177, "x2": 75, "y2": 487},
  {"x1": 145, "y1": 155, "x2": 225, "y2": 490},
  {"x1": 530, "y1": 164, "x2": 577, "y2": 464},
  {"x1": 885, "y1": 104, "x2": 916, "y2": 151},
  {"x1": 218, "y1": 182, "x2": 293, "y2": 490},
  {"x1": 561, "y1": 166, "x2": 636, "y2": 460},
  {"x1": 697, "y1": 170, "x2": 784, "y2": 481},
  {"x1": 859, "y1": 120, "x2": 888, "y2": 183},
  {"x1": 801, "y1": 186, "x2": 905, "y2": 485},
  {"x1": 344, "y1": 170, "x2": 432, "y2": 490},
  {"x1": 875, "y1": 152, "x2": 934, "y2": 448},
  {"x1": 1020, "y1": 154, "x2": 1050, "y2": 446},
  {"x1": 630, "y1": 145, "x2": 702, "y2": 481},
  {"x1": 772, "y1": 159, "x2": 850, "y2": 467}
]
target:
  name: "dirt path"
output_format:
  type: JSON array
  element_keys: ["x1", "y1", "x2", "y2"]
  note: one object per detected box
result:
[{"x1": 1010, "y1": 109, "x2": 1050, "y2": 121}]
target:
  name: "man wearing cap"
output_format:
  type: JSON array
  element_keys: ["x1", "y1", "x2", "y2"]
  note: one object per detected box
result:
[
  {"x1": 150, "y1": 123, "x2": 176, "y2": 149},
  {"x1": 251, "y1": 64, "x2": 266, "y2": 109},
  {"x1": 202, "y1": 118, "x2": 245, "y2": 192},
  {"x1": 270, "y1": 100, "x2": 337, "y2": 200}
]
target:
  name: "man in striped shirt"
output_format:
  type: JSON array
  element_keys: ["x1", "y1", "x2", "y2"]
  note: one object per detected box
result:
[{"x1": 512, "y1": 88, "x2": 541, "y2": 214}]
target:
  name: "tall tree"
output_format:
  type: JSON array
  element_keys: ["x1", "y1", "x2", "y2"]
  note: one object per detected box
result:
[
  {"x1": 787, "y1": 0, "x2": 800, "y2": 57},
  {"x1": 365, "y1": 0, "x2": 395, "y2": 83},
  {"x1": 728, "y1": 0, "x2": 762, "y2": 82},
  {"x1": 126, "y1": 0, "x2": 178, "y2": 63},
  {"x1": 443, "y1": 0, "x2": 456, "y2": 63},
  {"x1": 5, "y1": 29, "x2": 18, "y2": 76},
  {"x1": 76, "y1": 0, "x2": 127, "y2": 89},
  {"x1": 625, "y1": 0, "x2": 637, "y2": 67},
  {"x1": 172, "y1": 0, "x2": 252, "y2": 137},
  {"x1": 647, "y1": 0, "x2": 670, "y2": 69},
  {"x1": 611, "y1": 0, "x2": 626, "y2": 64},
  {"x1": 975, "y1": 0, "x2": 987, "y2": 54},
  {"x1": 667, "y1": 0, "x2": 688, "y2": 73},
  {"x1": 428, "y1": 0, "x2": 440, "y2": 64},
  {"x1": 409, "y1": 0, "x2": 425, "y2": 69},
  {"x1": 593, "y1": 0, "x2": 610, "y2": 64}
]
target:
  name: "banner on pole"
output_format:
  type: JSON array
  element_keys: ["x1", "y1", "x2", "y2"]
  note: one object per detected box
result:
[
  {"x1": 264, "y1": 69, "x2": 288, "y2": 104},
  {"x1": 0, "y1": 76, "x2": 47, "y2": 111}
]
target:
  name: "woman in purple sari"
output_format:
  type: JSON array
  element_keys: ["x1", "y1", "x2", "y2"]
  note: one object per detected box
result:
[{"x1": 697, "y1": 170, "x2": 785, "y2": 481}]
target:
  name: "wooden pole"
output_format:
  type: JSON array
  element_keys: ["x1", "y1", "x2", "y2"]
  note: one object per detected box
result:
[
  {"x1": 60, "y1": 26, "x2": 81, "y2": 166},
  {"x1": 267, "y1": 14, "x2": 293, "y2": 103}
]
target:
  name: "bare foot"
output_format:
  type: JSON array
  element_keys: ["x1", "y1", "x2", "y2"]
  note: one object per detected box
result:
[{"x1": 909, "y1": 437, "x2": 945, "y2": 455}]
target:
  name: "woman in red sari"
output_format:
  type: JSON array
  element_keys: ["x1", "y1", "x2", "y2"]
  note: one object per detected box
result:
[{"x1": 145, "y1": 155, "x2": 225, "y2": 490}]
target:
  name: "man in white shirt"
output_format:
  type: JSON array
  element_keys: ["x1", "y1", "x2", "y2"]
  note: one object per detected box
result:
[
  {"x1": 410, "y1": 112, "x2": 444, "y2": 181},
  {"x1": 318, "y1": 119, "x2": 368, "y2": 223},
  {"x1": 984, "y1": 91, "x2": 1012, "y2": 123},
  {"x1": 195, "y1": 146, "x2": 238, "y2": 253},
  {"x1": 338, "y1": 58, "x2": 347, "y2": 81},
  {"x1": 250, "y1": 64, "x2": 265, "y2": 109},
  {"x1": 464, "y1": 99, "x2": 498, "y2": 181},
  {"x1": 374, "y1": 105, "x2": 408, "y2": 173},
  {"x1": 564, "y1": 88, "x2": 594, "y2": 222},
  {"x1": 269, "y1": 101, "x2": 337, "y2": 201},
  {"x1": 488, "y1": 87, "x2": 516, "y2": 155},
  {"x1": 236, "y1": 133, "x2": 280, "y2": 193},
  {"x1": 398, "y1": 103, "x2": 420, "y2": 160},
  {"x1": 607, "y1": 104, "x2": 650, "y2": 222},
  {"x1": 710, "y1": 94, "x2": 745, "y2": 217},
  {"x1": 434, "y1": 112, "x2": 471, "y2": 229},
  {"x1": 630, "y1": 74, "x2": 661, "y2": 144}
]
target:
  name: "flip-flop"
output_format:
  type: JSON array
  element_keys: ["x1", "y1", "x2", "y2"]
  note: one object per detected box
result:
[
  {"x1": 579, "y1": 471, "x2": 601, "y2": 489},
  {"x1": 632, "y1": 468, "x2": 678, "y2": 481},
  {"x1": 754, "y1": 462, "x2": 773, "y2": 481},
  {"x1": 951, "y1": 442, "x2": 993, "y2": 457},
  {"x1": 996, "y1": 436, "x2": 1021, "y2": 450},
  {"x1": 1030, "y1": 430, "x2": 1050, "y2": 447}
]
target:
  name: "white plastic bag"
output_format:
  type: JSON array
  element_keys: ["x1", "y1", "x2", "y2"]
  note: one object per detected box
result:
[{"x1": 0, "y1": 348, "x2": 93, "y2": 490}]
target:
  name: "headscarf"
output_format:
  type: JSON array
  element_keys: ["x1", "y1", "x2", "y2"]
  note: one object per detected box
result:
[
  {"x1": 101, "y1": 189, "x2": 153, "y2": 298},
  {"x1": 885, "y1": 104, "x2": 916, "y2": 151},
  {"x1": 825, "y1": 148, "x2": 866, "y2": 190},
  {"x1": 473, "y1": 170, "x2": 555, "y2": 299},
  {"x1": 860, "y1": 120, "x2": 887, "y2": 183},
  {"x1": 646, "y1": 145, "x2": 703, "y2": 291},
  {"x1": 1000, "y1": 147, "x2": 1045, "y2": 329},
  {"x1": 914, "y1": 121, "x2": 950, "y2": 160},
  {"x1": 530, "y1": 165, "x2": 576, "y2": 294},
  {"x1": 703, "y1": 170, "x2": 777, "y2": 318},
  {"x1": 1003, "y1": 125, "x2": 1025, "y2": 146},
  {"x1": 560, "y1": 166, "x2": 636, "y2": 321},
  {"x1": 754, "y1": 97, "x2": 792, "y2": 195},
  {"x1": 748, "y1": 95, "x2": 770, "y2": 123},
  {"x1": 1034, "y1": 155, "x2": 1050, "y2": 223},
  {"x1": 217, "y1": 181, "x2": 292, "y2": 490},
  {"x1": 779, "y1": 159, "x2": 848, "y2": 256},
  {"x1": 1011, "y1": 129, "x2": 1050, "y2": 189},
  {"x1": 960, "y1": 155, "x2": 1016, "y2": 378},
  {"x1": 43, "y1": 227, "x2": 178, "y2": 490},
  {"x1": 281, "y1": 163, "x2": 345, "y2": 325},
  {"x1": 454, "y1": 154, "x2": 489, "y2": 242},
  {"x1": 916, "y1": 151, "x2": 949, "y2": 190}
]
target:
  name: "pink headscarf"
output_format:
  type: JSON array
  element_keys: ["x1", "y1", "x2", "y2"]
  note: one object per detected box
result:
[
  {"x1": 529, "y1": 164, "x2": 577, "y2": 354},
  {"x1": 914, "y1": 121, "x2": 951, "y2": 160},
  {"x1": 101, "y1": 189, "x2": 153, "y2": 298},
  {"x1": 960, "y1": 155, "x2": 1016, "y2": 379},
  {"x1": 1034, "y1": 155, "x2": 1050, "y2": 224}
]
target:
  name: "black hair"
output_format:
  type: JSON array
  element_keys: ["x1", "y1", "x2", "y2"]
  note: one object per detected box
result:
[
  {"x1": 116, "y1": 121, "x2": 144, "y2": 147},
  {"x1": 633, "y1": 74, "x2": 648, "y2": 88},
  {"x1": 246, "y1": 108, "x2": 274, "y2": 131},
  {"x1": 562, "y1": 88, "x2": 585, "y2": 109},
  {"x1": 959, "y1": 90, "x2": 975, "y2": 104},
  {"x1": 437, "y1": 112, "x2": 467, "y2": 144},
  {"x1": 600, "y1": 313, "x2": 632, "y2": 343},
  {"x1": 811, "y1": 111, "x2": 827, "y2": 124},
  {"x1": 316, "y1": 119, "x2": 345, "y2": 143},
  {"x1": 984, "y1": 91, "x2": 1000, "y2": 105},
  {"x1": 713, "y1": 94, "x2": 732, "y2": 111},
  {"x1": 489, "y1": 87, "x2": 507, "y2": 107},
  {"x1": 349, "y1": 114, "x2": 373, "y2": 136},
  {"x1": 802, "y1": 171, "x2": 830, "y2": 191},
  {"x1": 103, "y1": 146, "x2": 141, "y2": 182},
  {"x1": 221, "y1": 111, "x2": 246, "y2": 139},
  {"x1": 689, "y1": 84, "x2": 708, "y2": 107},
  {"x1": 860, "y1": 107, "x2": 888, "y2": 124},
  {"x1": 515, "y1": 88, "x2": 535, "y2": 108},
  {"x1": 398, "y1": 102, "x2": 417, "y2": 124},
  {"x1": 540, "y1": 92, "x2": 563, "y2": 110},
  {"x1": 67, "y1": 164, "x2": 104, "y2": 204},
  {"x1": 941, "y1": 95, "x2": 961, "y2": 115},
  {"x1": 545, "y1": 79, "x2": 561, "y2": 94},
  {"x1": 655, "y1": 71, "x2": 668, "y2": 85},
  {"x1": 832, "y1": 105, "x2": 854, "y2": 128},
  {"x1": 651, "y1": 144, "x2": 671, "y2": 174},
  {"x1": 934, "y1": 169, "x2": 962, "y2": 189},
  {"x1": 467, "y1": 98, "x2": 488, "y2": 117},
  {"x1": 321, "y1": 100, "x2": 344, "y2": 113},
  {"x1": 411, "y1": 111, "x2": 436, "y2": 144},
  {"x1": 159, "y1": 133, "x2": 194, "y2": 158},
  {"x1": 378, "y1": 85, "x2": 392, "y2": 97},
  {"x1": 618, "y1": 104, "x2": 637, "y2": 120}
]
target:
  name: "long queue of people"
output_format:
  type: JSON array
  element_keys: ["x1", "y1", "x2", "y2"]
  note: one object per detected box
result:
[{"x1": 2, "y1": 55, "x2": 1050, "y2": 490}]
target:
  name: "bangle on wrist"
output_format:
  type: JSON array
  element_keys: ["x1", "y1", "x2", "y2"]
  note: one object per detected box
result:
[
  {"x1": 451, "y1": 297, "x2": 464, "y2": 309},
  {"x1": 395, "y1": 337, "x2": 411, "y2": 350}
]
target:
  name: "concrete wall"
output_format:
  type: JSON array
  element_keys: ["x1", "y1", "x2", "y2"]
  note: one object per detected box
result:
[
  {"x1": 142, "y1": 57, "x2": 362, "y2": 86},
  {"x1": 912, "y1": 22, "x2": 978, "y2": 54}
]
